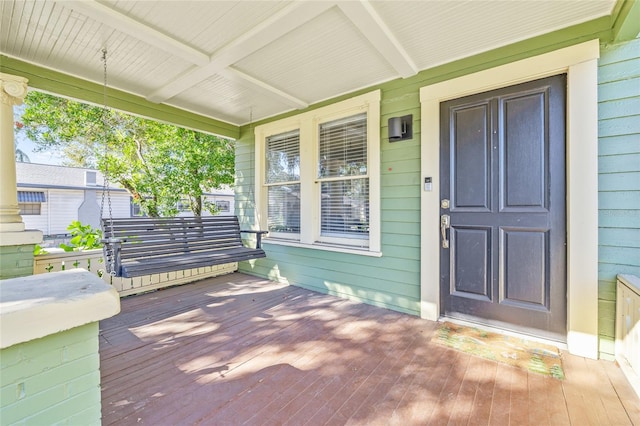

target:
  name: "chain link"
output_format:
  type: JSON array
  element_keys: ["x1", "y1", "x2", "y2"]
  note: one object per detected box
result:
[{"x1": 99, "y1": 48, "x2": 116, "y2": 276}]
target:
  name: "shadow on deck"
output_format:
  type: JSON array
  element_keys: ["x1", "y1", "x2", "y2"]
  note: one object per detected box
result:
[{"x1": 99, "y1": 273, "x2": 640, "y2": 425}]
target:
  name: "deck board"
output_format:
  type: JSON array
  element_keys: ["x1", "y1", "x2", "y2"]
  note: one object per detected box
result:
[{"x1": 100, "y1": 273, "x2": 640, "y2": 425}]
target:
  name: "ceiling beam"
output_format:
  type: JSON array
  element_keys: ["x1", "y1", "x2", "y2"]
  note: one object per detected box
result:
[
  {"x1": 0, "y1": 55, "x2": 239, "y2": 138},
  {"x1": 338, "y1": 1, "x2": 418, "y2": 78},
  {"x1": 218, "y1": 68, "x2": 309, "y2": 110},
  {"x1": 67, "y1": 0, "x2": 210, "y2": 66},
  {"x1": 146, "y1": 1, "x2": 335, "y2": 104}
]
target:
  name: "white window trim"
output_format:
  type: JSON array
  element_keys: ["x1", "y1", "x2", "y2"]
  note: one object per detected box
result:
[
  {"x1": 261, "y1": 123, "x2": 302, "y2": 241},
  {"x1": 255, "y1": 90, "x2": 381, "y2": 255}
]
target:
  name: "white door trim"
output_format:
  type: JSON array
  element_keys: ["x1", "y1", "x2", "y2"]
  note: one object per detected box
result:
[{"x1": 419, "y1": 39, "x2": 600, "y2": 359}]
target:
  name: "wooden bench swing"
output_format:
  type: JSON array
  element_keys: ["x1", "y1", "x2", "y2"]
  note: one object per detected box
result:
[
  {"x1": 102, "y1": 216, "x2": 268, "y2": 278},
  {"x1": 96, "y1": 49, "x2": 268, "y2": 279}
]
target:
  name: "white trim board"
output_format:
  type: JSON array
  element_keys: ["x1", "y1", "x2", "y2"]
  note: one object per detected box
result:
[{"x1": 419, "y1": 39, "x2": 600, "y2": 359}]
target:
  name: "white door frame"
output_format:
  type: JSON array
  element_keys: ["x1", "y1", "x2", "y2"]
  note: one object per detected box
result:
[{"x1": 419, "y1": 39, "x2": 600, "y2": 359}]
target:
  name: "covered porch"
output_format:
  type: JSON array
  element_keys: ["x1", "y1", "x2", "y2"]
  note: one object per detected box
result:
[
  {"x1": 2, "y1": 1, "x2": 639, "y2": 424},
  {"x1": 100, "y1": 273, "x2": 640, "y2": 425}
]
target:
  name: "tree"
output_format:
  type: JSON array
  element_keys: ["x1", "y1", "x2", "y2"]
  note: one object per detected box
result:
[
  {"x1": 18, "y1": 91, "x2": 234, "y2": 217},
  {"x1": 14, "y1": 120, "x2": 31, "y2": 162}
]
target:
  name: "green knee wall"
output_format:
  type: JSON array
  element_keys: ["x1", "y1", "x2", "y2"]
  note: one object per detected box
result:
[
  {"x1": 0, "y1": 245, "x2": 35, "y2": 279},
  {"x1": 0, "y1": 323, "x2": 102, "y2": 425}
]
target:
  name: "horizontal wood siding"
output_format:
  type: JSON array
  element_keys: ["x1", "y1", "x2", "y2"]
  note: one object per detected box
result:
[
  {"x1": 237, "y1": 28, "x2": 616, "y2": 317},
  {"x1": 235, "y1": 24, "x2": 632, "y2": 322},
  {"x1": 234, "y1": 134, "x2": 257, "y2": 231},
  {"x1": 19, "y1": 189, "x2": 132, "y2": 237},
  {"x1": 98, "y1": 191, "x2": 133, "y2": 219},
  {"x1": 598, "y1": 35, "x2": 640, "y2": 359},
  {"x1": 21, "y1": 196, "x2": 49, "y2": 235},
  {"x1": 48, "y1": 190, "x2": 83, "y2": 234},
  {"x1": 236, "y1": 81, "x2": 422, "y2": 315}
]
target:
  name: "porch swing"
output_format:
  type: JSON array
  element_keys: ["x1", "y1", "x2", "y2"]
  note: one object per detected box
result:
[{"x1": 98, "y1": 49, "x2": 267, "y2": 278}]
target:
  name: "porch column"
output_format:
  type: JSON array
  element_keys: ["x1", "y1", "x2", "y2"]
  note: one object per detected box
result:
[{"x1": 0, "y1": 73, "x2": 42, "y2": 278}]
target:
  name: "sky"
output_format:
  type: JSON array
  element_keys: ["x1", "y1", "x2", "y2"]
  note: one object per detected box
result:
[{"x1": 14, "y1": 104, "x2": 64, "y2": 166}]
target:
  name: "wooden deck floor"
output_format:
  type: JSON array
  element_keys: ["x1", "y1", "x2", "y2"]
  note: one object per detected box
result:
[{"x1": 100, "y1": 273, "x2": 640, "y2": 425}]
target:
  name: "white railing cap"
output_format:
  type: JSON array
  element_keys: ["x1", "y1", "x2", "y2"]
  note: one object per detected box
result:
[{"x1": 0, "y1": 269, "x2": 120, "y2": 349}]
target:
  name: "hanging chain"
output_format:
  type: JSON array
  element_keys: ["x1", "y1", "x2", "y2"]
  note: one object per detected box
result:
[{"x1": 99, "y1": 48, "x2": 116, "y2": 276}]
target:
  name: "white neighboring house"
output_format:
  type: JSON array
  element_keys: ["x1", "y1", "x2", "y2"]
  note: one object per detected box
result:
[{"x1": 16, "y1": 162, "x2": 235, "y2": 243}]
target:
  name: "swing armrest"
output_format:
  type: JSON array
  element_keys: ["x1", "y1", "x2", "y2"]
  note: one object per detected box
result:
[
  {"x1": 102, "y1": 238, "x2": 123, "y2": 276},
  {"x1": 240, "y1": 230, "x2": 269, "y2": 249}
]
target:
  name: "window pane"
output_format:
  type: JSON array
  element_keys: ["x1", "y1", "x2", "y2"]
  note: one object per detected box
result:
[
  {"x1": 320, "y1": 178, "x2": 369, "y2": 237},
  {"x1": 215, "y1": 200, "x2": 230, "y2": 212},
  {"x1": 318, "y1": 113, "x2": 367, "y2": 179},
  {"x1": 268, "y1": 184, "x2": 300, "y2": 233},
  {"x1": 18, "y1": 203, "x2": 41, "y2": 215},
  {"x1": 130, "y1": 198, "x2": 147, "y2": 217},
  {"x1": 266, "y1": 130, "x2": 300, "y2": 184}
]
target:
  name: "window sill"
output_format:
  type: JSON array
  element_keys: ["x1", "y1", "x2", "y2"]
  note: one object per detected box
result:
[{"x1": 263, "y1": 238, "x2": 382, "y2": 257}]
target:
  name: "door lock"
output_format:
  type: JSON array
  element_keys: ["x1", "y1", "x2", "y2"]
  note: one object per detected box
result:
[{"x1": 441, "y1": 214, "x2": 450, "y2": 249}]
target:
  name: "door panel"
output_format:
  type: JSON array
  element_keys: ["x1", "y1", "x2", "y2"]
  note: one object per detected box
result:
[
  {"x1": 440, "y1": 75, "x2": 567, "y2": 342},
  {"x1": 501, "y1": 91, "x2": 547, "y2": 211},
  {"x1": 452, "y1": 103, "x2": 491, "y2": 210},
  {"x1": 501, "y1": 228, "x2": 548, "y2": 309},
  {"x1": 451, "y1": 226, "x2": 491, "y2": 300}
]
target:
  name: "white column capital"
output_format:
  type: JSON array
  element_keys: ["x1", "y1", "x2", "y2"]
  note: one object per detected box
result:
[{"x1": 0, "y1": 73, "x2": 29, "y2": 106}]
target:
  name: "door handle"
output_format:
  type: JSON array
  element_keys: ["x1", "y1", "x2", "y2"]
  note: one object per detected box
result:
[{"x1": 441, "y1": 214, "x2": 450, "y2": 249}]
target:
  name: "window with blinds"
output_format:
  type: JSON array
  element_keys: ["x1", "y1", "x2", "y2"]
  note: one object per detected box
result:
[
  {"x1": 318, "y1": 113, "x2": 369, "y2": 238},
  {"x1": 265, "y1": 130, "x2": 301, "y2": 235},
  {"x1": 255, "y1": 90, "x2": 380, "y2": 253}
]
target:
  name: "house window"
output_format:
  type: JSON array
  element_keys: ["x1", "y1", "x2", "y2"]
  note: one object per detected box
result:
[
  {"x1": 265, "y1": 129, "x2": 300, "y2": 237},
  {"x1": 130, "y1": 198, "x2": 147, "y2": 217},
  {"x1": 17, "y1": 191, "x2": 45, "y2": 216},
  {"x1": 255, "y1": 90, "x2": 381, "y2": 254},
  {"x1": 215, "y1": 200, "x2": 230, "y2": 212},
  {"x1": 318, "y1": 113, "x2": 368, "y2": 241},
  {"x1": 19, "y1": 203, "x2": 41, "y2": 215},
  {"x1": 177, "y1": 199, "x2": 191, "y2": 212}
]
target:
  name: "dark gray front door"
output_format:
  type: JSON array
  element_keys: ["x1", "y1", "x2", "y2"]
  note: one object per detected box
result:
[{"x1": 440, "y1": 75, "x2": 567, "y2": 342}]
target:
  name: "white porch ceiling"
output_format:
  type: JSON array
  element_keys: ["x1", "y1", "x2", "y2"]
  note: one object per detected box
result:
[{"x1": 1, "y1": 0, "x2": 616, "y2": 128}]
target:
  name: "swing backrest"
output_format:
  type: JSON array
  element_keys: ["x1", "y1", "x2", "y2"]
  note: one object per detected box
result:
[{"x1": 101, "y1": 216, "x2": 267, "y2": 278}]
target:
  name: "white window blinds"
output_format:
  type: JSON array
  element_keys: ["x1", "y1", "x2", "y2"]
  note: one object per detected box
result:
[
  {"x1": 318, "y1": 113, "x2": 369, "y2": 238},
  {"x1": 266, "y1": 130, "x2": 300, "y2": 235},
  {"x1": 320, "y1": 179, "x2": 369, "y2": 237},
  {"x1": 266, "y1": 130, "x2": 300, "y2": 184},
  {"x1": 318, "y1": 113, "x2": 367, "y2": 178}
]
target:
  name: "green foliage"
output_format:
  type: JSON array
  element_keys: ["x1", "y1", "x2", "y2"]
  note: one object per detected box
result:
[
  {"x1": 59, "y1": 221, "x2": 103, "y2": 252},
  {"x1": 33, "y1": 244, "x2": 48, "y2": 255},
  {"x1": 19, "y1": 91, "x2": 235, "y2": 217}
]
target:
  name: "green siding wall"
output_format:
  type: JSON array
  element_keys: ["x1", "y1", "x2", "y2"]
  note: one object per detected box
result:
[
  {"x1": 597, "y1": 35, "x2": 640, "y2": 359},
  {"x1": 237, "y1": 90, "x2": 423, "y2": 315},
  {"x1": 0, "y1": 245, "x2": 35, "y2": 279},
  {"x1": 236, "y1": 19, "x2": 619, "y2": 318},
  {"x1": 0, "y1": 323, "x2": 102, "y2": 425}
]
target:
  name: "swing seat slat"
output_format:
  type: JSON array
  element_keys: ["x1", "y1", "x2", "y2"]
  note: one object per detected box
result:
[{"x1": 102, "y1": 216, "x2": 268, "y2": 278}]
